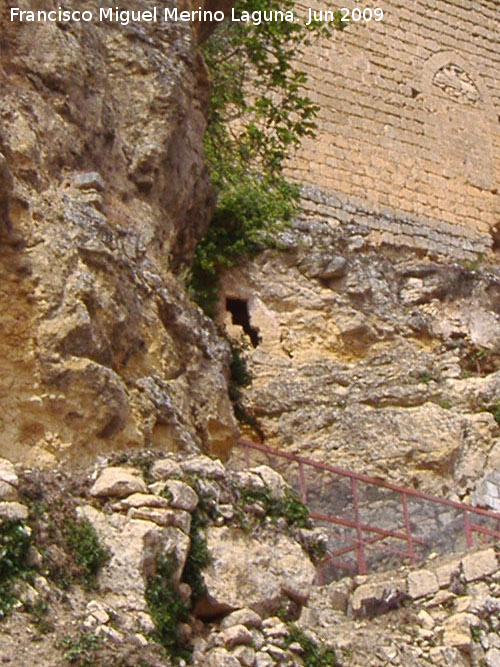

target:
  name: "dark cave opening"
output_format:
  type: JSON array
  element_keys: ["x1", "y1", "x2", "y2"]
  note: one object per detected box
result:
[{"x1": 226, "y1": 297, "x2": 260, "y2": 348}]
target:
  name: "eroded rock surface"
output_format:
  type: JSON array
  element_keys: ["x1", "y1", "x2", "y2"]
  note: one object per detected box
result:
[
  {"x1": 0, "y1": 0, "x2": 236, "y2": 465},
  {"x1": 222, "y1": 216, "x2": 500, "y2": 497}
]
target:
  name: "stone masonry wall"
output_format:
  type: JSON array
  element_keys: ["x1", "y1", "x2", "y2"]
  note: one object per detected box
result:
[{"x1": 289, "y1": 0, "x2": 499, "y2": 259}]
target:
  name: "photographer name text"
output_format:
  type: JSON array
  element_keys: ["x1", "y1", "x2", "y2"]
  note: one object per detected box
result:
[{"x1": 10, "y1": 6, "x2": 384, "y2": 27}]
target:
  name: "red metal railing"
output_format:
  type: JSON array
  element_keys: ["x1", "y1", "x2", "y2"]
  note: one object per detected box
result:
[{"x1": 236, "y1": 438, "x2": 500, "y2": 581}]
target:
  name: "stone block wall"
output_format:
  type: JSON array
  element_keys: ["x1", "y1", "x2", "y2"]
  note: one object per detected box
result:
[{"x1": 288, "y1": 0, "x2": 499, "y2": 258}]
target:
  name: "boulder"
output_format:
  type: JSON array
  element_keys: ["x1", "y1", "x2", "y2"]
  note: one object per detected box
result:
[
  {"x1": 90, "y1": 467, "x2": 147, "y2": 498},
  {"x1": 233, "y1": 465, "x2": 288, "y2": 500},
  {"x1": 220, "y1": 608, "x2": 262, "y2": 630},
  {"x1": 407, "y1": 569, "x2": 439, "y2": 599},
  {"x1": 0, "y1": 501, "x2": 28, "y2": 522},
  {"x1": 111, "y1": 493, "x2": 170, "y2": 511},
  {"x1": 350, "y1": 576, "x2": 407, "y2": 617},
  {"x1": 205, "y1": 648, "x2": 241, "y2": 667},
  {"x1": 150, "y1": 459, "x2": 183, "y2": 481},
  {"x1": 162, "y1": 479, "x2": 198, "y2": 512},
  {"x1": 0, "y1": 459, "x2": 18, "y2": 487},
  {"x1": 197, "y1": 526, "x2": 315, "y2": 617},
  {"x1": 128, "y1": 507, "x2": 191, "y2": 533},
  {"x1": 0, "y1": 481, "x2": 17, "y2": 501},
  {"x1": 77, "y1": 505, "x2": 189, "y2": 612},
  {"x1": 222, "y1": 624, "x2": 253, "y2": 648},
  {"x1": 462, "y1": 549, "x2": 497, "y2": 582},
  {"x1": 180, "y1": 455, "x2": 226, "y2": 480}
]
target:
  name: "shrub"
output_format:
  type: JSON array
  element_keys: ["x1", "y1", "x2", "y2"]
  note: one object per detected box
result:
[
  {"x1": 239, "y1": 484, "x2": 310, "y2": 528},
  {"x1": 285, "y1": 624, "x2": 340, "y2": 666},
  {"x1": 0, "y1": 519, "x2": 32, "y2": 619},
  {"x1": 64, "y1": 519, "x2": 110, "y2": 589},
  {"x1": 188, "y1": 0, "x2": 345, "y2": 313},
  {"x1": 145, "y1": 554, "x2": 191, "y2": 663}
]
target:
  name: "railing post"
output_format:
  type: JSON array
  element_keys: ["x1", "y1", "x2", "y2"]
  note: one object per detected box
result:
[
  {"x1": 401, "y1": 492, "x2": 416, "y2": 565},
  {"x1": 351, "y1": 478, "x2": 367, "y2": 574},
  {"x1": 463, "y1": 510, "x2": 474, "y2": 548},
  {"x1": 299, "y1": 462, "x2": 307, "y2": 504}
]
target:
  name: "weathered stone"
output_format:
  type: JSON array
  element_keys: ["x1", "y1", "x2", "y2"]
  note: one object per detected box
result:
[
  {"x1": 328, "y1": 578, "x2": 351, "y2": 612},
  {"x1": 128, "y1": 507, "x2": 191, "y2": 533},
  {"x1": 442, "y1": 612, "x2": 478, "y2": 649},
  {"x1": 72, "y1": 171, "x2": 105, "y2": 192},
  {"x1": 425, "y1": 589, "x2": 456, "y2": 608},
  {"x1": 462, "y1": 549, "x2": 498, "y2": 582},
  {"x1": 350, "y1": 577, "x2": 407, "y2": 617},
  {"x1": 181, "y1": 455, "x2": 227, "y2": 480},
  {"x1": 262, "y1": 617, "x2": 288, "y2": 638},
  {"x1": 222, "y1": 624, "x2": 253, "y2": 649},
  {"x1": 12, "y1": 581, "x2": 39, "y2": 606},
  {"x1": 233, "y1": 466, "x2": 288, "y2": 500},
  {"x1": 266, "y1": 645, "x2": 286, "y2": 660},
  {"x1": 205, "y1": 648, "x2": 241, "y2": 667},
  {"x1": 435, "y1": 558, "x2": 461, "y2": 588},
  {"x1": 0, "y1": 501, "x2": 28, "y2": 522},
  {"x1": 407, "y1": 569, "x2": 439, "y2": 599},
  {"x1": 255, "y1": 653, "x2": 274, "y2": 667},
  {"x1": 0, "y1": 481, "x2": 17, "y2": 501},
  {"x1": 417, "y1": 609, "x2": 435, "y2": 630},
  {"x1": 111, "y1": 493, "x2": 171, "y2": 511},
  {"x1": 150, "y1": 459, "x2": 183, "y2": 481},
  {"x1": 86, "y1": 601, "x2": 110, "y2": 625},
  {"x1": 77, "y1": 505, "x2": 189, "y2": 612},
  {"x1": 220, "y1": 608, "x2": 262, "y2": 630},
  {"x1": 231, "y1": 645, "x2": 256, "y2": 667},
  {"x1": 486, "y1": 647, "x2": 500, "y2": 667},
  {"x1": 90, "y1": 467, "x2": 147, "y2": 498},
  {"x1": 0, "y1": 0, "x2": 238, "y2": 467},
  {"x1": 197, "y1": 526, "x2": 315, "y2": 617},
  {"x1": 162, "y1": 479, "x2": 199, "y2": 512},
  {"x1": 0, "y1": 459, "x2": 18, "y2": 487}
]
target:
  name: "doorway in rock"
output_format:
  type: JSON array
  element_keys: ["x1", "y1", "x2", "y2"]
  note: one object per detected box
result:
[{"x1": 226, "y1": 298, "x2": 260, "y2": 348}]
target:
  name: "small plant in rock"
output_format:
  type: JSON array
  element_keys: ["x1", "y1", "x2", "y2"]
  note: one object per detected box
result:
[
  {"x1": 145, "y1": 554, "x2": 192, "y2": 664},
  {"x1": 0, "y1": 519, "x2": 32, "y2": 619},
  {"x1": 417, "y1": 372, "x2": 436, "y2": 385},
  {"x1": 181, "y1": 481, "x2": 212, "y2": 603},
  {"x1": 159, "y1": 485, "x2": 174, "y2": 503},
  {"x1": 239, "y1": 484, "x2": 311, "y2": 529},
  {"x1": 305, "y1": 537, "x2": 328, "y2": 565},
  {"x1": 64, "y1": 519, "x2": 110, "y2": 590},
  {"x1": 62, "y1": 632, "x2": 102, "y2": 666},
  {"x1": 470, "y1": 625, "x2": 482, "y2": 643},
  {"x1": 285, "y1": 624, "x2": 340, "y2": 666}
]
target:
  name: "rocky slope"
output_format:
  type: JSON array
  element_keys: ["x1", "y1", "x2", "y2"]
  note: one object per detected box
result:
[
  {"x1": 0, "y1": 0, "x2": 236, "y2": 466},
  {"x1": 2, "y1": 454, "x2": 500, "y2": 667}
]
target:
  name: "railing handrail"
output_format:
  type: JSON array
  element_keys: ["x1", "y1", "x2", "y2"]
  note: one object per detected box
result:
[{"x1": 237, "y1": 438, "x2": 500, "y2": 520}]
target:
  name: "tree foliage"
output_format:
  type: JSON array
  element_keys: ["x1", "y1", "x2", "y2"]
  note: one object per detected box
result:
[{"x1": 189, "y1": 0, "x2": 345, "y2": 315}]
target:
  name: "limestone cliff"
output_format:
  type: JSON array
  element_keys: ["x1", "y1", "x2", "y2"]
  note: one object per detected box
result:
[
  {"x1": 220, "y1": 210, "x2": 500, "y2": 500},
  {"x1": 0, "y1": 0, "x2": 236, "y2": 465}
]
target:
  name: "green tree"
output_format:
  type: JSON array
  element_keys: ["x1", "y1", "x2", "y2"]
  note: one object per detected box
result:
[{"x1": 189, "y1": 0, "x2": 346, "y2": 315}]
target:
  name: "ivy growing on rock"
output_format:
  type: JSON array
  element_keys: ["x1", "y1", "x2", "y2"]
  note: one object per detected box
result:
[{"x1": 189, "y1": 0, "x2": 346, "y2": 314}]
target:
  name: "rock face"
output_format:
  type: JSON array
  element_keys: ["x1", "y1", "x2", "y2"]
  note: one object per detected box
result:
[
  {"x1": 0, "y1": 0, "x2": 237, "y2": 464},
  {"x1": 221, "y1": 217, "x2": 500, "y2": 497}
]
